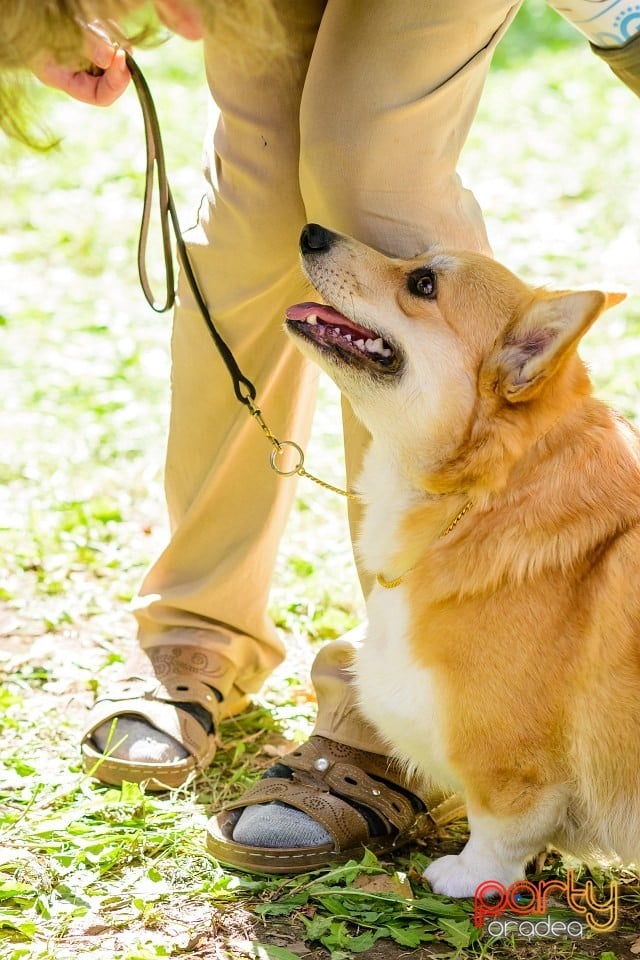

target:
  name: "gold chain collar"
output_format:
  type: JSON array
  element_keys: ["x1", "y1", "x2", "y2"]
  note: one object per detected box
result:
[{"x1": 376, "y1": 499, "x2": 473, "y2": 590}]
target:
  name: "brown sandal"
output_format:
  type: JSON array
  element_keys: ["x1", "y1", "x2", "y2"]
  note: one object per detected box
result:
[
  {"x1": 206, "y1": 735, "x2": 464, "y2": 874},
  {"x1": 81, "y1": 675, "x2": 221, "y2": 791},
  {"x1": 81, "y1": 643, "x2": 246, "y2": 791}
]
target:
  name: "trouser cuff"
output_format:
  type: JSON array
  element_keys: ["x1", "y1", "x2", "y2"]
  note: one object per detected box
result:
[
  {"x1": 310, "y1": 633, "x2": 391, "y2": 756},
  {"x1": 591, "y1": 32, "x2": 640, "y2": 96}
]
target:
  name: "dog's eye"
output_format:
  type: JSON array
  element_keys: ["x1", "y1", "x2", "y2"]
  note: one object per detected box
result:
[{"x1": 408, "y1": 269, "x2": 437, "y2": 299}]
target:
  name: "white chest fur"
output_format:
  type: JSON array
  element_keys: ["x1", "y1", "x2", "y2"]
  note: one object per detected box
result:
[{"x1": 354, "y1": 444, "x2": 461, "y2": 792}]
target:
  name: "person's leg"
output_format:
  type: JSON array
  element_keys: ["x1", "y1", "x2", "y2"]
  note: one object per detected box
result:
[
  {"x1": 305, "y1": 0, "x2": 521, "y2": 597},
  {"x1": 212, "y1": 0, "x2": 523, "y2": 865},
  {"x1": 300, "y1": 0, "x2": 522, "y2": 749},
  {"x1": 83, "y1": 1, "x2": 329, "y2": 788}
]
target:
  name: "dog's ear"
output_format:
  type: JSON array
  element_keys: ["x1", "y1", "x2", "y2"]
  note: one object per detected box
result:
[{"x1": 491, "y1": 289, "x2": 626, "y2": 403}]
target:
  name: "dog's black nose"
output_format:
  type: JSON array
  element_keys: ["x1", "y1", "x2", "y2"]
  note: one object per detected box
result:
[{"x1": 300, "y1": 223, "x2": 334, "y2": 254}]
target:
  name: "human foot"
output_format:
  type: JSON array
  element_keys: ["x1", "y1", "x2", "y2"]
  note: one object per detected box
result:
[
  {"x1": 81, "y1": 673, "x2": 221, "y2": 790},
  {"x1": 206, "y1": 735, "x2": 435, "y2": 873},
  {"x1": 80, "y1": 641, "x2": 245, "y2": 790},
  {"x1": 91, "y1": 698, "x2": 214, "y2": 764}
]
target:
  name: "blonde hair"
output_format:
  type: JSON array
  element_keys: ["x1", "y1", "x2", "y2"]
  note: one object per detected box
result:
[{"x1": 0, "y1": 0, "x2": 283, "y2": 147}]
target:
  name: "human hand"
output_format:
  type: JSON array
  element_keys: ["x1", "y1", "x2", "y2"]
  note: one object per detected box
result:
[
  {"x1": 32, "y1": 2, "x2": 203, "y2": 107},
  {"x1": 153, "y1": 1, "x2": 204, "y2": 41},
  {"x1": 33, "y1": 24, "x2": 130, "y2": 107}
]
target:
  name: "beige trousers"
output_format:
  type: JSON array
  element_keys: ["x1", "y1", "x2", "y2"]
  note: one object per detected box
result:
[{"x1": 133, "y1": 0, "x2": 521, "y2": 751}]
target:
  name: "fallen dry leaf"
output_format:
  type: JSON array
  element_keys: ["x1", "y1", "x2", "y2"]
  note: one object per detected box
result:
[
  {"x1": 353, "y1": 872, "x2": 414, "y2": 899},
  {"x1": 261, "y1": 743, "x2": 293, "y2": 759}
]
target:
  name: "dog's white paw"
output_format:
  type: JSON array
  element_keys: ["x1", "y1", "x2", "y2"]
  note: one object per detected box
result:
[
  {"x1": 424, "y1": 854, "x2": 480, "y2": 898},
  {"x1": 424, "y1": 853, "x2": 524, "y2": 899}
]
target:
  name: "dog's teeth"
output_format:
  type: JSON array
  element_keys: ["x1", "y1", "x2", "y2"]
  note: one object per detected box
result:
[
  {"x1": 355, "y1": 339, "x2": 365, "y2": 350},
  {"x1": 364, "y1": 337, "x2": 386, "y2": 355},
  {"x1": 333, "y1": 327, "x2": 341, "y2": 334},
  {"x1": 381, "y1": 347, "x2": 392, "y2": 358},
  {"x1": 345, "y1": 334, "x2": 352, "y2": 342},
  {"x1": 361, "y1": 337, "x2": 387, "y2": 357},
  {"x1": 306, "y1": 314, "x2": 318, "y2": 325}
]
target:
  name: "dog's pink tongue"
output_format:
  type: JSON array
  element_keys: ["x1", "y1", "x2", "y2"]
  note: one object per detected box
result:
[{"x1": 285, "y1": 302, "x2": 346, "y2": 323}]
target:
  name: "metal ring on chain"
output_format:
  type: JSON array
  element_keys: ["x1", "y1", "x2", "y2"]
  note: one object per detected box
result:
[{"x1": 269, "y1": 440, "x2": 305, "y2": 477}]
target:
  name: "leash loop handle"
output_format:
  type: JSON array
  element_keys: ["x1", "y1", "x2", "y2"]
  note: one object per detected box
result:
[
  {"x1": 125, "y1": 52, "x2": 256, "y2": 404},
  {"x1": 125, "y1": 52, "x2": 173, "y2": 313}
]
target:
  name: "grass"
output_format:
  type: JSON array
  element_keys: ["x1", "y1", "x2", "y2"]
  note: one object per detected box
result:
[{"x1": 2, "y1": 4, "x2": 640, "y2": 958}]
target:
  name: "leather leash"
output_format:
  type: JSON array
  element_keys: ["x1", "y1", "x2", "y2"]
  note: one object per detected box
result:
[
  {"x1": 126, "y1": 52, "x2": 255, "y2": 404},
  {"x1": 125, "y1": 53, "x2": 354, "y2": 499}
]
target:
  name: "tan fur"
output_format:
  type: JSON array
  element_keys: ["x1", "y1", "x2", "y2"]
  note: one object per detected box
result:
[{"x1": 287, "y1": 226, "x2": 640, "y2": 894}]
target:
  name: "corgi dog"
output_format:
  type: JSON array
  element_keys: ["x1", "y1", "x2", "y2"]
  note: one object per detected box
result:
[{"x1": 285, "y1": 222, "x2": 640, "y2": 898}]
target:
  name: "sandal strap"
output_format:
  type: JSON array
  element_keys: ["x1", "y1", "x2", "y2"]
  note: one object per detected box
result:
[
  {"x1": 89, "y1": 673, "x2": 220, "y2": 714},
  {"x1": 224, "y1": 778, "x2": 372, "y2": 851},
  {"x1": 284, "y1": 735, "x2": 422, "y2": 797},
  {"x1": 83, "y1": 674, "x2": 220, "y2": 759},
  {"x1": 222, "y1": 735, "x2": 426, "y2": 851}
]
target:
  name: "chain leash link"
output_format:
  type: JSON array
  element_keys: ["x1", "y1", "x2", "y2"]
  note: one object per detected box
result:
[{"x1": 245, "y1": 397, "x2": 358, "y2": 500}]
